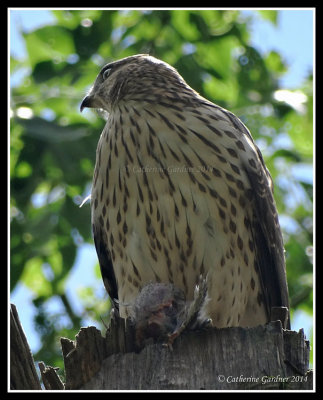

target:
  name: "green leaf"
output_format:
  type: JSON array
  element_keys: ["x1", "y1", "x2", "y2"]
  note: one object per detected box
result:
[
  {"x1": 171, "y1": 11, "x2": 201, "y2": 40},
  {"x1": 21, "y1": 257, "x2": 53, "y2": 296},
  {"x1": 271, "y1": 149, "x2": 302, "y2": 162},
  {"x1": 15, "y1": 117, "x2": 90, "y2": 143},
  {"x1": 10, "y1": 56, "x2": 20, "y2": 73},
  {"x1": 15, "y1": 160, "x2": 33, "y2": 178},
  {"x1": 265, "y1": 51, "x2": 287, "y2": 75},
  {"x1": 24, "y1": 26, "x2": 75, "y2": 67},
  {"x1": 258, "y1": 10, "x2": 278, "y2": 25},
  {"x1": 32, "y1": 60, "x2": 69, "y2": 84}
]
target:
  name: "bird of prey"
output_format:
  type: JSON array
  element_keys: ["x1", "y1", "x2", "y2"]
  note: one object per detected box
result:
[{"x1": 80, "y1": 54, "x2": 290, "y2": 331}]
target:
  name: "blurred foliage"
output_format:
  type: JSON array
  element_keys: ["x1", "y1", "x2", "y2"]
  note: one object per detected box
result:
[{"x1": 10, "y1": 10, "x2": 313, "y2": 372}]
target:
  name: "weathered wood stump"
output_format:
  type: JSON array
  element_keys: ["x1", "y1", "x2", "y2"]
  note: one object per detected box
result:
[
  {"x1": 10, "y1": 303, "x2": 313, "y2": 391},
  {"x1": 58, "y1": 317, "x2": 312, "y2": 390},
  {"x1": 10, "y1": 304, "x2": 41, "y2": 390}
]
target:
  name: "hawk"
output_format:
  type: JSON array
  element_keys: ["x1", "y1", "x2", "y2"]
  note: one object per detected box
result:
[{"x1": 80, "y1": 54, "x2": 290, "y2": 330}]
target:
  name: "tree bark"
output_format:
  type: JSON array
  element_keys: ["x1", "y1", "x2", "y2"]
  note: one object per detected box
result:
[
  {"x1": 10, "y1": 303, "x2": 41, "y2": 390},
  {"x1": 10, "y1": 303, "x2": 313, "y2": 391},
  {"x1": 60, "y1": 318, "x2": 313, "y2": 390}
]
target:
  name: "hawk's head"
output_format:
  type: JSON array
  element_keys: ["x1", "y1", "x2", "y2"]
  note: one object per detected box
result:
[{"x1": 80, "y1": 54, "x2": 193, "y2": 113}]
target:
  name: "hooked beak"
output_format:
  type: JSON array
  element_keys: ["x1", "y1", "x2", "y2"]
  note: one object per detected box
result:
[{"x1": 80, "y1": 95, "x2": 95, "y2": 112}]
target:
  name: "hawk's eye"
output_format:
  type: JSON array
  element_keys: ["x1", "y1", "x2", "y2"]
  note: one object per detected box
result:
[{"x1": 102, "y1": 68, "x2": 112, "y2": 80}]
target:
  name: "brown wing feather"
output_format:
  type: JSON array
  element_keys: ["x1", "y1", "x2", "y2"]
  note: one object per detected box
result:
[
  {"x1": 92, "y1": 222, "x2": 119, "y2": 311},
  {"x1": 218, "y1": 109, "x2": 290, "y2": 327},
  {"x1": 245, "y1": 155, "x2": 290, "y2": 329}
]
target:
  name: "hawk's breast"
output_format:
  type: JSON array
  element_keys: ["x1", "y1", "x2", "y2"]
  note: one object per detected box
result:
[{"x1": 92, "y1": 99, "x2": 268, "y2": 327}]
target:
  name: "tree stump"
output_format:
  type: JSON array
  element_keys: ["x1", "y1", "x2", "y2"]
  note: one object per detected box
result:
[
  {"x1": 10, "y1": 304, "x2": 313, "y2": 391},
  {"x1": 10, "y1": 304, "x2": 41, "y2": 390},
  {"x1": 59, "y1": 317, "x2": 313, "y2": 390}
]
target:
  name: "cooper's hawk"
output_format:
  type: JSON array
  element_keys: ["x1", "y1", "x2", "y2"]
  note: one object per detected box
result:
[{"x1": 81, "y1": 54, "x2": 290, "y2": 331}]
